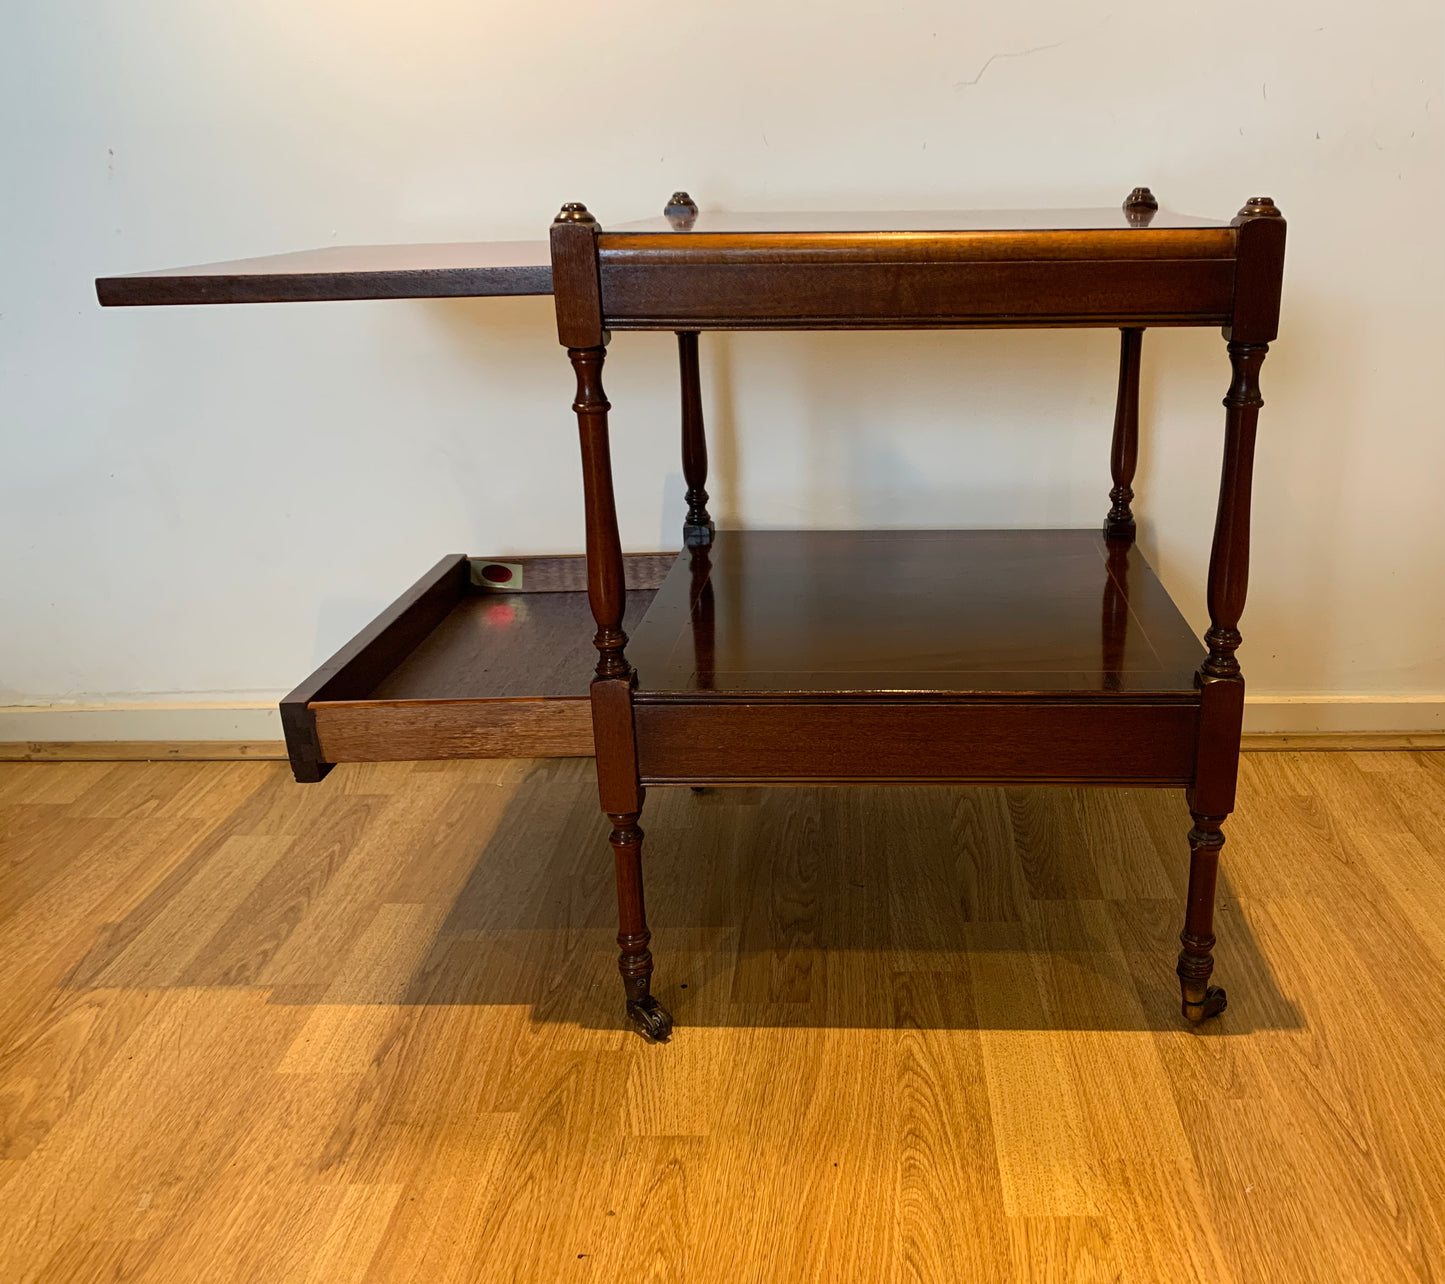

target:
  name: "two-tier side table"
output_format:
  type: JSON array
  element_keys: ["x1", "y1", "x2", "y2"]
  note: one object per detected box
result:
[{"x1": 98, "y1": 187, "x2": 1286, "y2": 1040}]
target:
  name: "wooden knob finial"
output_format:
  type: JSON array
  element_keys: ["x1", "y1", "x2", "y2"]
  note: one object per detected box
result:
[
  {"x1": 553, "y1": 201, "x2": 597, "y2": 226},
  {"x1": 664, "y1": 191, "x2": 699, "y2": 228},
  {"x1": 1237, "y1": 195, "x2": 1282, "y2": 219},
  {"x1": 1123, "y1": 186, "x2": 1159, "y2": 212},
  {"x1": 1123, "y1": 186, "x2": 1159, "y2": 227}
]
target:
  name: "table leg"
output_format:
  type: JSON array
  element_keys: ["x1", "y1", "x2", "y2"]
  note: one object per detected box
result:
[
  {"x1": 610, "y1": 809, "x2": 671, "y2": 1041},
  {"x1": 1179, "y1": 335, "x2": 1269, "y2": 1024},
  {"x1": 678, "y1": 330, "x2": 715, "y2": 547},
  {"x1": 568, "y1": 340, "x2": 670, "y2": 1040},
  {"x1": 1178, "y1": 813, "x2": 1228, "y2": 1021},
  {"x1": 1103, "y1": 326, "x2": 1143, "y2": 542}
]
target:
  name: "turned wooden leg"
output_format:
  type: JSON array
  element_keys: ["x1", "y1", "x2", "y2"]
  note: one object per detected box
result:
[
  {"x1": 1103, "y1": 326, "x2": 1143, "y2": 542},
  {"x1": 609, "y1": 811, "x2": 671, "y2": 1041},
  {"x1": 1177, "y1": 326, "x2": 1275, "y2": 1026},
  {"x1": 1177, "y1": 813, "x2": 1228, "y2": 1022},
  {"x1": 677, "y1": 330, "x2": 715, "y2": 548}
]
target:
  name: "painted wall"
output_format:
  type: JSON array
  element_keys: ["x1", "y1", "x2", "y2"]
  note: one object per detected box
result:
[{"x1": 3, "y1": 0, "x2": 1442, "y2": 733}]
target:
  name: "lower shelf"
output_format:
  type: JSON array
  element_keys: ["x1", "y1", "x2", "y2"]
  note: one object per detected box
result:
[{"x1": 280, "y1": 530, "x2": 1210, "y2": 787}]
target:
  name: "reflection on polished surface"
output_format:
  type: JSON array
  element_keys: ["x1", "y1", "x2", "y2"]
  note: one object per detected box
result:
[{"x1": 626, "y1": 529, "x2": 1203, "y2": 698}]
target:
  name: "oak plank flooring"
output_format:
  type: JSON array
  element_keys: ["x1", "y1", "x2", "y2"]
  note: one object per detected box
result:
[{"x1": 0, "y1": 753, "x2": 1442, "y2": 1282}]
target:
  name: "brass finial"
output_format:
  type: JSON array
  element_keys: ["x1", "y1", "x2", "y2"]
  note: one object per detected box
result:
[
  {"x1": 664, "y1": 191, "x2": 698, "y2": 228},
  {"x1": 1123, "y1": 186, "x2": 1159, "y2": 226},
  {"x1": 1236, "y1": 195, "x2": 1282, "y2": 218},
  {"x1": 553, "y1": 201, "x2": 597, "y2": 226},
  {"x1": 1124, "y1": 186, "x2": 1159, "y2": 212}
]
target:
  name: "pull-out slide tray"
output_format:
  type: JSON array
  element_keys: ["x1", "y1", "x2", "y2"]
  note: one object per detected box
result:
[
  {"x1": 96, "y1": 241, "x2": 553, "y2": 306},
  {"x1": 280, "y1": 552, "x2": 674, "y2": 782}
]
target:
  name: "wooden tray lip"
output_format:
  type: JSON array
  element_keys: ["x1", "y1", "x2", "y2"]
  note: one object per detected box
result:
[
  {"x1": 283, "y1": 554, "x2": 471, "y2": 710},
  {"x1": 310, "y1": 693, "x2": 589, "y2": 711},
  {"x1": 604, "y1": 208, "x2": 1235, "y2": 234},
  {"x1": 599, "y1": 229, "x2": 1238, "y2": 265}
]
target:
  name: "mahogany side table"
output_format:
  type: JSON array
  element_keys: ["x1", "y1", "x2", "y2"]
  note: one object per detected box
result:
[{"x1": 97, "y1": 187, "x2": 1286, "y2": 1040}]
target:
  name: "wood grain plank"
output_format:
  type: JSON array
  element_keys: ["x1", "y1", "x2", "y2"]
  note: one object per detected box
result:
[
  {"x1": 291, "y1": 1184, "x2": 404, "y2": 1284},
  {"x1": 970, "y1": 939, "x2": 1100, "y2": 1216},
  {"x1": 891, "y1": 972, "x2": 1008, "y2": 1281},
  {"x1": 88, "y1": 834, "x2": 295, "y2": 987},
  {"x1": 0, "y1": 814, "x2": 226, "y2": 1035},
  {"x1": 0, "y1": 988, "x2": 163, "y2": 1161},
  {"x1": 0, "y1": 757, "x2": 1442, "y2": 1283},
  {"x1": 254, "y1": 774, "x2": 483, "y2": 989},
  {"x1": 1006, "y1": 1217, "x2": 1120, "y2": 1284},
  {"x1": 0, "y1": 990, "x2": 307, "y2": 1284}
]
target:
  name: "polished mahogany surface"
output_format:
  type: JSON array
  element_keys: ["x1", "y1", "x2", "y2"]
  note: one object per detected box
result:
[
  {"x1": 95, "y1": 209, "x2": 1237, "y2": 308},
  {"x1": 589, "y1": 207, "x2": 1240, "y2": 331},
  {"x1": 626, "y1": 530, "x2": 1204, "y2": 699},
  {"x1": 607, "y1": 208, "x2": 1231, "y2": 234},
  {"x1": 366, "y1": 589, "x2": 657, "y2": 701},
  {"x1": 96, "y1": 241, "x2": 552, "y2": 306}
]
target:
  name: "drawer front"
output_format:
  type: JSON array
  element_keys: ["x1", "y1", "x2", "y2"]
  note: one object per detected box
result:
[
  {"x1": 313, "y1": 698, "x2": 593, "y2": 762},
  {"x1": 635, "y1": 701, "x2": 1199, "y2": 785}
]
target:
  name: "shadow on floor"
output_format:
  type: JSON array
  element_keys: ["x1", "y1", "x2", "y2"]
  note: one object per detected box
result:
[
  {"x1": 396, "y1": 759, "x2": 1302, "y2": 1034},
  {"x1": 60, "y1": 758, "x2": 1302, "y2": 1035}
]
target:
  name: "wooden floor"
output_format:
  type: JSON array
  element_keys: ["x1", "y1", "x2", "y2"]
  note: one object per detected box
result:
[{"x1": 1, "y1": 754, "x2": 1442, "y2": 1283}]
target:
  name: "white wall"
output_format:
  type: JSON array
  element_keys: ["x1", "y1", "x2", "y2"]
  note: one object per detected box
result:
[{"x1": 3, "y1": 0, "x2": 1442, "y2": 732}]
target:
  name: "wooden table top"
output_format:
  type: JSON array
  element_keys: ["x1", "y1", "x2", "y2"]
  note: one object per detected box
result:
[
  {"x1": 95, "y1": 205, "x2": 1240, "y2": 307},
  {"x1": 626, "y1": 529, "x2": 1205, "y2": 699},
  {"x1": 95, "y1": 240, "x2": 552, "y2": 307}
]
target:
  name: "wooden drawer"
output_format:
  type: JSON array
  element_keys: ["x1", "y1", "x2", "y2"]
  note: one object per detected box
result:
[{"x1": 279, "y1": 552, "x2": 672, "y2": 782}]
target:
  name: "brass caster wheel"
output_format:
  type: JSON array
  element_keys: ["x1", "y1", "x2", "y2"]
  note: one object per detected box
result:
[
  {"x1": 627, "y1": 995, "x2": 673, "y2": 1042},
  {"x1": 1182, "y1": 985, "x2": 1228, "y2": 1024}
]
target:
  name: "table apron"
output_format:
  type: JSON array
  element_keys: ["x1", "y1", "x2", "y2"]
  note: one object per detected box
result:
[
  {"x1": 635, "y1": 700, "x2": 1200, "y2": 785},
  {"x1": 601, "y1": 259, "x2": 1234, "y2": 329}
]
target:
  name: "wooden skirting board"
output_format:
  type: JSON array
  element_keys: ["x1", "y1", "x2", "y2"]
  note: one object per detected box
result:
[
  {"x1": 1242, "y1": 732, "x2": 1445, "y2": 752},
  {"x1": 2, "y1": 732, "x2": 1443, "y2": 762},
  {"x1": 0, "y1": 741, "x2": 291, "y2": 762}
]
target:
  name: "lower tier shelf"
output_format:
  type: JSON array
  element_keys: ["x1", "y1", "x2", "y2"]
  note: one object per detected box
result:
[{"x1": 280, "y1": 530, "x2": 1208, "y2": 785}]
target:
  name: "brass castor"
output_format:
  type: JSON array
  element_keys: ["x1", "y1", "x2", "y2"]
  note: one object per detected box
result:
[
  {"x1": 627, "y1": 995, "x2": 673, "y2": 1042},
  {"x1": 1182, "y1": 985, "x2": 1228, "y2": 1023}
]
